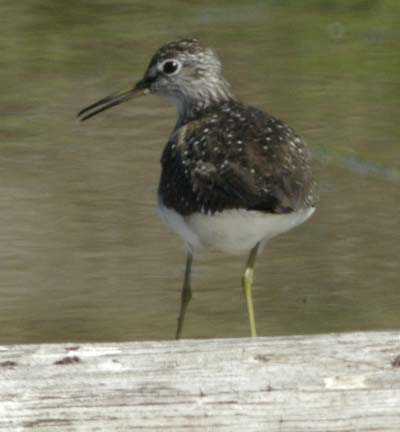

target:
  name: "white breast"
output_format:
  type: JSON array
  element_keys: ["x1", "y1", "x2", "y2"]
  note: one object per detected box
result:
[{"x1": 158, "y1": 198, "x2": 315, "y2": 255}]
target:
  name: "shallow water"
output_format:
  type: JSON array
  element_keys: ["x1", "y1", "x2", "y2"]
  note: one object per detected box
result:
[{"x1": 1, "y1": 0, "x2": 399, "y2": 343}]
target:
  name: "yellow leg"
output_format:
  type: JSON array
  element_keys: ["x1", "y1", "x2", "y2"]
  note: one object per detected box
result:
[
  {"x1": 175, "y1": 251, "x2": 193, "y2": 340},
  {"x1": 242, "y1": 243, "x2": 260, "y2": 337}
]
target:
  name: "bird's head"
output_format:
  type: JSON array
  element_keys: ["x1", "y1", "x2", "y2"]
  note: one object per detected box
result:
[{"x1": 78, "y1": 39, "x2": 232, "y2": 122}]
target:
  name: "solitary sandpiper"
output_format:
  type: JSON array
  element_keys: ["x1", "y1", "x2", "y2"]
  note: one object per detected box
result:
[{"x1": 78, "y1": 38, "x2": 318, "y2": 339}]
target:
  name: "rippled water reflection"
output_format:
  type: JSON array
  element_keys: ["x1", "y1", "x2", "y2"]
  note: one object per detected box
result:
[{"x1": 1, "y1": 1, "x2": 399, "y2": 342}]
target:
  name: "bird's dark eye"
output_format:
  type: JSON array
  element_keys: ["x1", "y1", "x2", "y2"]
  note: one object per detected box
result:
[{"x1": 162, "y1": 61, "x2": 179, "y2": 75}]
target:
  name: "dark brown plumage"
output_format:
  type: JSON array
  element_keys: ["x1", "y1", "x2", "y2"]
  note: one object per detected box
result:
[{"x1": 159, "y1": 99, "x2": 318, "y2": 216}]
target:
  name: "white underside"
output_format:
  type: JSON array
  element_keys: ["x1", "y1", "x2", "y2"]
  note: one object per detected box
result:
[{"x1": 158, "y1": 198, "x2": 315, "y2": 255}]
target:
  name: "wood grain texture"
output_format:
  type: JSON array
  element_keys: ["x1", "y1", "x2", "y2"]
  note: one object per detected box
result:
[{"x1": 1, "y1": 331, "x2": 400, "y2": 431}]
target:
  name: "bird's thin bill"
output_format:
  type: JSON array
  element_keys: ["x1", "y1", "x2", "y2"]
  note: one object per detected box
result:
[{"x1": 77, "y1": 84, "x2": 149, "y2": 122}]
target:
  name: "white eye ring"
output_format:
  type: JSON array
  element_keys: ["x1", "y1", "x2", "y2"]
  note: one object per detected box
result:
[{"x1": 159, "y1": 59, "x2": 182, "y2": 76}]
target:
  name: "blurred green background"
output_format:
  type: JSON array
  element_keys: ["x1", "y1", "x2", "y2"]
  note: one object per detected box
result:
[{"x1": 0, "y1": 0, "x2": 399, "y2": 343}]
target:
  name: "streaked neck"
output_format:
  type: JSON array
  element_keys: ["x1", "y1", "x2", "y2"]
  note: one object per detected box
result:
[{"x1": 174, "y1": 78, "x2": 234, "y2": 126}]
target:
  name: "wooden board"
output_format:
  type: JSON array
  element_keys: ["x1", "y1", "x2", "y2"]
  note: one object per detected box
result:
[{"x1": 1, "y1": 331, "x2": 400, "y2": 431}]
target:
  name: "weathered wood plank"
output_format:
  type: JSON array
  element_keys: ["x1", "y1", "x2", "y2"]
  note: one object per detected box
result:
[{"x1": 1, "y1": 332, "x2": 400, "y2": 431}]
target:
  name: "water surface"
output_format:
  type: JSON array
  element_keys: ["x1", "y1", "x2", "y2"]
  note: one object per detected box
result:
[{"x1": 1, "y1": 0, "x2": 399, "y2": 342}]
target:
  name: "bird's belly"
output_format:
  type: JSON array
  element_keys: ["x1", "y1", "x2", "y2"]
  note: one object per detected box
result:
[{"x1": 158, "y1": 199, "x2": 315, "y2": 254}]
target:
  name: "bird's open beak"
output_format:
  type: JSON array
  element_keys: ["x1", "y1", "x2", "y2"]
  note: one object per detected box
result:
[{"x1": 77, "y1": 78, "x2": 150, "y2": 121}]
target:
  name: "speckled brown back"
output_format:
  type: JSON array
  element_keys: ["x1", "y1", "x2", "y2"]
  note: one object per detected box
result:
[{"x1": 158, "y1": 99, "x2": 318, "y2": 216}]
